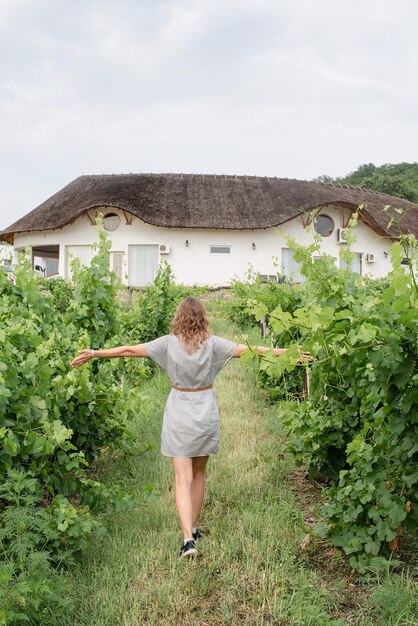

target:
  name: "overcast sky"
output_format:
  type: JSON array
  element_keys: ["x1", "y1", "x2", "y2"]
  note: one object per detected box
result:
[{"x1": 1, "y1": 0, "x2": 417, "y2": 229}]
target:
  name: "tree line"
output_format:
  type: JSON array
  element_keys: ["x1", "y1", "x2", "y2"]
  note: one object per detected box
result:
[{"x1": 314, "y1": 162, "x2": 418, "y2": 203}]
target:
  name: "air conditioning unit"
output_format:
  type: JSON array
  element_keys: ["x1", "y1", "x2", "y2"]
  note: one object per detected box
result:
[
  {"x1": 159, "y1": 244, "x2": 171, "y2": 254},
  {"x1": 365, "y1": 253, "x2": 375, "y2": 263},
  {"x1": 336, "y1": 228, "x2": 347, "y2": 244}
]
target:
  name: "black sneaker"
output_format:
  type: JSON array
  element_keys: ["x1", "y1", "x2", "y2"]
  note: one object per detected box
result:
[
  {"x1": 180, "y1": 539, "x2": 197, "y2": 558},
  {"x1": 192, "y1": 528, "x2": 203, "y2": 541}
]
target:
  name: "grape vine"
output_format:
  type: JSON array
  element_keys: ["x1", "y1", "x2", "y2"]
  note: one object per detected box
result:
[
  {"x1": 231, "y1": 216, "x2": 418, "y2": 571},
  {"x1": 0, "y1": 222, "x2": 190, "y2": 624}
]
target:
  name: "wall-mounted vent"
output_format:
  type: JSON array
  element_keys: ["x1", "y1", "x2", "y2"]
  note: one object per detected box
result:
[{"x1": 210, "y1": 245, "x2": 231, "y2": 254}]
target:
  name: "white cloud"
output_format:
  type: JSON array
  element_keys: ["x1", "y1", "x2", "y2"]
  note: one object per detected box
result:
[{"x1": 0, "y1": 0, "x2": 417, "y2": 228}]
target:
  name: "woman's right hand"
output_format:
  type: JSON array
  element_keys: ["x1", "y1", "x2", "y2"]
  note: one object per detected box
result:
[
  {"x1": 298, "y1": 351, "x2": 313, "y2": 363},
  {"x1": 70, "y1": 350, "x2": 94, "y2": 368}
]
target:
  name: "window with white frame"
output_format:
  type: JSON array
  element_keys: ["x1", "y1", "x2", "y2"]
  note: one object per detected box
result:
[
  {"x1": 314, "y1": 214, "x2": 335, "y2": 237},
  {"x1": 110, "y1": 251, "x2": 124, "y2": 279},
  {"x1": 281, "y1": 248, "x2": 304, "y2": 282},
  {"x1": 45, "y1": 259, "x2": 58, "y2": 276},
  {"x1": 340, "y1": 252, "x2": 362, "y2": 275},
  {"x1": 66, "y1": 245, "x2": 93, "y2": 278},
  {"x1": 210, "y1": 245, "x2": 231, "y2": 254},
  {"x1": 103, "y1": 212, "x2": 121, "y2": 232},
  {"x1": 128, "y1": 245, "x2": 158, "y2": 287}
]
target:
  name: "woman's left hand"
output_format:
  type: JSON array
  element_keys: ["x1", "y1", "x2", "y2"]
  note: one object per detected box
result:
[{"x1": 70, "y1": 350, "x2": 94, "y2": 368}]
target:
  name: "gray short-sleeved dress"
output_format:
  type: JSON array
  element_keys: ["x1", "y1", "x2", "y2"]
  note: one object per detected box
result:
[{"x1": 145, "y1": 334, "x2": 237, "y2": 457}]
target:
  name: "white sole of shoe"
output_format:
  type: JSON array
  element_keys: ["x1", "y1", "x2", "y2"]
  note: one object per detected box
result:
[{"x1": 180, "y1": 548, "x2": 197, "y2": 558}]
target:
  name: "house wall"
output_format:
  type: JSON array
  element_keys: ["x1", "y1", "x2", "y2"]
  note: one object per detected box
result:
[
  {"x1": 283, "y1": 206, "x2": 393, "y2": 276},
  {"x1": 12, "y1": 205, "x2": 394, "y2": 285}
]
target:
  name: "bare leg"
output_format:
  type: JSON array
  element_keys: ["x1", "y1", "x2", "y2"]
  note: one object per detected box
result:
[
  {"x1": 191, "y1": 456, "x2": 209, "y2": 528},
  {"x1": 172, "y1": 457, "x2": 194, "y2": 541}
]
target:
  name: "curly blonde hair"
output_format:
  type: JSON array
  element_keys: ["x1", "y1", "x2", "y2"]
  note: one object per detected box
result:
[{"x1": 171, "y1": 297, "x2": 210, "y2": 353}]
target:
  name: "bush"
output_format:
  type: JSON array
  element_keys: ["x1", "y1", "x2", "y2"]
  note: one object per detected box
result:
[
  {"x1": 229, "y1": 274, "x2": 306, "y2": 401},
  {"x1": 40, "y1": 276, "x2": 74, "y2": 313},
  {"x1": 0, "y1": 236, "x2": 134, "y2": 498},
  {"x1": 0, "y1": 225, "x2": 141, "y2": 623},
  {"x1": 0, "y1": 471, "x2": 73, "y2": 625},
  {"x1": 240, "y1": 217, "x2": 418, "y2": 570}
]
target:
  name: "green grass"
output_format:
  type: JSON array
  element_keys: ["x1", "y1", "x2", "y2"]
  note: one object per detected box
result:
[{"x1": 62, "y1": 303, "x2": 418, "y2": 626}]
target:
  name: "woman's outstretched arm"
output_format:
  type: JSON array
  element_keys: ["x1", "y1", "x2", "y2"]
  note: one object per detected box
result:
[
  {"x1": 232, "y1": 344, "x2": 287, "y2": 358},
  {"x1": 70, "y1": 344, "x2": 148, "y2": 368},
  {"x1": 233, "y1": 344, "x2": 311, "y2": 360}
]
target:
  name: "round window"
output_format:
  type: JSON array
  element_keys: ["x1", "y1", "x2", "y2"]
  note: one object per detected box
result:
[
  {"x1": 314, "y1": 214, "x2": 334, "y2": 237},
  {"x1": 103, "y1": 213, "x2": 121, "y2": 232}
]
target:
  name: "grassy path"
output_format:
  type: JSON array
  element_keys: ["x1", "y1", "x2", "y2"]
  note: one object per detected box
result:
[{"x1": 64, "y1": 306, "x2": 416, "y2": 626}]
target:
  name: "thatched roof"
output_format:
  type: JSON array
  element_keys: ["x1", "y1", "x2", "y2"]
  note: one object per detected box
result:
[{"x1": 1, "y1": 173, "x2": 417, "y2": 242}]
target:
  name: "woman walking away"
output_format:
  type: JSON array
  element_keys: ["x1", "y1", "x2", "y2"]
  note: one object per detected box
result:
[{"x1": 71, "y1": 297, "x2": 307, "y2": 558}]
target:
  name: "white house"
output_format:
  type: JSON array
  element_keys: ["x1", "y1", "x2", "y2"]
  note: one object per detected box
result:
[{"x1": 1, "y1": 173, "x2": 417, "y2": 286}]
